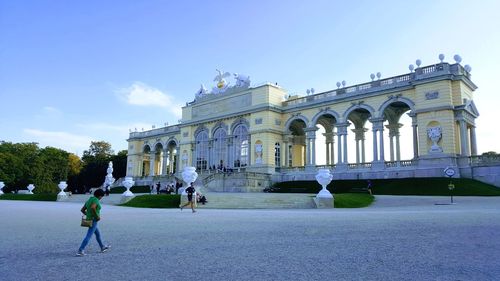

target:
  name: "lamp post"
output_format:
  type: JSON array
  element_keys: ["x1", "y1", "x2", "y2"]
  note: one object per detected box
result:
[
  {"x1": 448, "y1": 182, "x2": 455, "y2": 204},
  {"x1": 444, "y1": 167, "x2": 456, "y2": 204}
]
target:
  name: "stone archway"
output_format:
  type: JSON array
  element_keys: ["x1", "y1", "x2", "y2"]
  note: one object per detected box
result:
[
  {"x1": 142, "y1": 145, "x2": 152, "y2": 177},
  {"x1": 312, "y1": 112, "x2": 339, "y2": 165},
  {"x1": 381, "y1": 101, "x2": 414, "y2": 161},
  {"x1": 286, "y1": 118, "x2": 307, "y2": 167}
]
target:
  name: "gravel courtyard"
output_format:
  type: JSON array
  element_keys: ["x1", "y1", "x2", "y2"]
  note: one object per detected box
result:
[{"x1": 1, "y1": 196, "x2": 499, "y2": 281}]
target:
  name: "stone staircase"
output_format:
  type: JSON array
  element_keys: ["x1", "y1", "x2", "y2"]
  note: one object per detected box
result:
[
  {"x1": 195, "y1": 192, "x2": 316, "y2": 209},
  {"x1": 60, "y1": 192, "x2": 317, "y2": 209}
]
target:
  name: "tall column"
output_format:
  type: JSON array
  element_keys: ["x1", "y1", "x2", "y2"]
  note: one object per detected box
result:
[
  {"x1": 331, "y1": 139, "x2": 335, "y2": 165},
  {"x1": 337, "y1": 130, "x2": 343, "y2": 164},
  {"x1": 191, "y1": 144, "x2": 196, "y2": 168},
  {"x1": 324, "y1": 132, "x2": 334, "y2": 165},
  {"x1": 324, "y1": 133, "x2": 330, "y2": 165},
  {"x1": 283, "y1": 139, "x2": 289, "y2": 167},
  {"x1": 342, "y1": 132, "x2": 348, "y2": 164},
  {"x1": 162, "y1": 150, "x2": 168, "y2": 176},
  {"x1": 312, "y1": 137, "x2": 316, "y2": 166},
  {"x1": 372, "y1": 127, "x2": 378, "y2": 162},
  {"x1": 355, "y1": 139, "x2": 360, "y2": 164},
  {"x1": 389, "y1": 132, "x2": 395, "y2": 161},
  {"x1": 409, "y1": 113, "x2": 418, "y2": 159},
  {"x1": 395, "y1": 130, "x2": 401, "y2": 161},
  {"x1": 459, "y1": 120, "x2": 469, "y2": 156},
  {"x1": 378, "y1": 125, "x2": 385, "y2": 162},
  {"x1": 305, "y1": 136, "x2": 310, "y2": 166},
  {"x1": 326, "y1": 141, "x2": 330, "y2": 165},
  {"x1": 352, "y1": 128, "x2": 365, "y2": 164},
  {"x1": 208, "y1": 140, "x2": 213, "y2": 170},
  {"x1": 470, "y1": 126, "x2": 477, "y2": 156},
  {"x1": 226, "y1": 138, "x2": 231, "y2": 168},
  {"x1": 361, "y1": 138, "x2": 366, "y2": 163},
  {"x1": 149, "y1": 152, "x2": 155, "y2": 176}
]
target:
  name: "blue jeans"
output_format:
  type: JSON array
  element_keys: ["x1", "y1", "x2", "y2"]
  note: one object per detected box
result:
[{"x1": 78, "y1": 219, "x2": 104, "y2": 252}]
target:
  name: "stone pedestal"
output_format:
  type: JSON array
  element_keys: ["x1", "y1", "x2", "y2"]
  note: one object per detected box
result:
[
  {"x1": 120, "y1": 195, "x2": 135, "y2": 204},
  {"x1": 57, "y1": 194, "x2": 69, "y2": 201},
  {"x1": 121, "y1": 176, "x2": 135, "y2": 204},
  {"x1": 314, "y1": 197, "x2": 334, "y2": 208},
  {"x1": 315, "y1": 168, "x2": 334, "y2": 208},
  {"x1": 57, "y1": 181, "x2": 68, "y2": 201}
]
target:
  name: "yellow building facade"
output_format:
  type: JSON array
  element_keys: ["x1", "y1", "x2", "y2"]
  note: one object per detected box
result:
[{"x1": 127, "y1": 60, "x2": 486, "y2": 189}]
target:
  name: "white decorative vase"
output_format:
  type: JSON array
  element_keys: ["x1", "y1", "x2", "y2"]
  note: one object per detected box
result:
[
  {"x1": 27, "y1": 184, "x2": 35, "y2": 194},
  {"x1": 0, "y1": 181, "x2": 4, "y2": 195},
  {"x1": 315, "y1": 169, "x2": 333, "y2": 199},
  {"x1": 427, "y1": 126, "x2": 443, "y2": 153},
  {"x1": 122, "y1": 177, "x2": 135, "y2": 197},
  {"x1": 181, "y1": 166, "x2": 198, "y2": 187},
  {"x1": 58, "y1": 181, "x2": 68, "y2": 196}
]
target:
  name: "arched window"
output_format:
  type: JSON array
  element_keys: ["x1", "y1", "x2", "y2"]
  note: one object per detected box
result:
[
  {"x1": 233, "y1": 124, "x2": 249, "y2": 167},
  {"x1": 275, "y1": 142, "x2": 281, "y2": 167},
  {"x1": 195, "y1": 130, "x2": 208, "y2": 170},
  {"x1": 213, "y1": 128, "x2": 227, "y2": 168}
]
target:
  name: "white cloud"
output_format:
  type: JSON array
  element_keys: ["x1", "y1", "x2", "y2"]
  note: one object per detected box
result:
[
  {"x1": 42, "y1": 106, "x2": 61, "y2": 114},
  {"x1": 116, "y1": 82, "x2": 183, "y2": 118},
  {"x1": 23, "y1": 129, "x2": 93, "y2": 155}
]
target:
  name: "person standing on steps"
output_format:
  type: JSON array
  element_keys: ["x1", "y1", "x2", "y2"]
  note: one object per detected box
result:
[
  {"x1": 76, "y1": 189, "x2": 110, "y2": 256},
  {"x1": 179, "y1": 182, "x2": 197, "y2": 213}
]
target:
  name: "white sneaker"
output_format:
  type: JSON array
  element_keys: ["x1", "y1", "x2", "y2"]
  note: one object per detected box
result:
[
  {"x1": 101, "y1": 245, "x2": 111, "y2": 253},
  {"x1": 76, "y1": 251, "x2": 85, "y2": 257}
]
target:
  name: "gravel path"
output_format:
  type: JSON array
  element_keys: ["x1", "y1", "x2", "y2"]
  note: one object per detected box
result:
[{"x1": 1, "y1": 196, "x2": 499, "y2": 281}]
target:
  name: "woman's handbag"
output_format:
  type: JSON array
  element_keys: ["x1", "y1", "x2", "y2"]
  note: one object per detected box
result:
[{"x1": 81, "y1": 216, "x2": 93, "y2": 227}]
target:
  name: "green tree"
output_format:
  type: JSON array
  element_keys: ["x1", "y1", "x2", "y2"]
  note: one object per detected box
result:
[
  {"x1": 35, "y1": 147, "x2": 70, "y2": 193},
  {"x1": 82, "y1": 141, "x2": 114, "y2": 162},
  {"x1": 80, "y1": 141, "x2": 114, "y2": 189},
  {"x1": 111, "y1": 150, "x2": 128, "y2": 179},
  {"x1": 0, "y1": 142, "x2": 40, "y2": 192}
]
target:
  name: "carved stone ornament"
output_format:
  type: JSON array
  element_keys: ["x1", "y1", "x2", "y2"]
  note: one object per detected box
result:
[
  {"x1": 427, "y1": 126, "x2": 443, "y2": 153},
  {"x1": 425, "y1": 91, "x2": 439, "y2": 100},
  {"x1": 255, "y1": 144, "x2": 263, "y2": 164}
]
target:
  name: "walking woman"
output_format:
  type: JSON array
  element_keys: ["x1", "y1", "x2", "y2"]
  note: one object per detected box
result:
[{"x1": 77, "y1": 189, "x2": 110, "y2": 256}]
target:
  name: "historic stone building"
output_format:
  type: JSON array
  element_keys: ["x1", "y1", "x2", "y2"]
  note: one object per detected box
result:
[{"x1": 126, "y1": 57, "x2": 500, "y2": 190}]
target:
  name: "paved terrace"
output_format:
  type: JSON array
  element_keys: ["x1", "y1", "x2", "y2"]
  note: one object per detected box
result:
[{"x1": 1, "y1": 196, "x2": 499, "y2": 281}]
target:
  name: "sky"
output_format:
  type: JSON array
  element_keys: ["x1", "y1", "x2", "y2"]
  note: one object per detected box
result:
[{"x1": 1, "y1": 0, "x2": 500, "y2": 157}]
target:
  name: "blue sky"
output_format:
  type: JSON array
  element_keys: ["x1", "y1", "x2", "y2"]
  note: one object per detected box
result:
[{"x1": 1, "y1": 0, "x2": 499, "y2": 156}]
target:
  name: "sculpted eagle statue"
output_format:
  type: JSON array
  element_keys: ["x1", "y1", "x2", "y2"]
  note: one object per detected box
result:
[{"x1": 213, "y1": 69, "x2": 232, "y2": 89}]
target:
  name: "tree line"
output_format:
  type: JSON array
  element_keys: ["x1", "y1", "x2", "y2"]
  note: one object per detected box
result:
[{"x1": 0, "y1": 141, "x2": 126, "y2": 194}]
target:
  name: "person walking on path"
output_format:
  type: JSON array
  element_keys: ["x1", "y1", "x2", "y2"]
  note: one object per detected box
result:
[
  {"x1": 77, "y1": 189, "x2": 110, "y2": 256},
  {"x1": 179, "y1": 182, "x2": 197, "y2": 213},
  {"x1": 367, "y1": 180, "x2": 373, "y2": 195}
]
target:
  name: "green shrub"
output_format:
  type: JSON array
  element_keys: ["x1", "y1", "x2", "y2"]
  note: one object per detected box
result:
[
  {"x1": 370, "y1": 178, "x2": 500, "y2": 196},
  {"x1": 0, "y1": 193, "x2": 57, "y2": 201},
  {"x1": 120, "y1": 194, "x2": 180, "y2": 208},
  {"x1": 272, "y1": 178, "x2": 500, "y2": 196}
]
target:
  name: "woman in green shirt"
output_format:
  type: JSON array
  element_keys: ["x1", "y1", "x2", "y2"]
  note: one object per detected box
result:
[{"x1": 76, "y1": 189, "x2": 110, "y2": 256}]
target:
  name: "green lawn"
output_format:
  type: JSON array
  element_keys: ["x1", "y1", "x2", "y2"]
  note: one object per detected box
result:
[
  {"x1": 0, "y1": 193, "x2": 57, "y2": 201},
  {"x1": 334, "y1": 193, "x2": 374, "y2": 208},
  {"x1": 120, "y1": 194, "x2": 180, "y2": 208}
]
